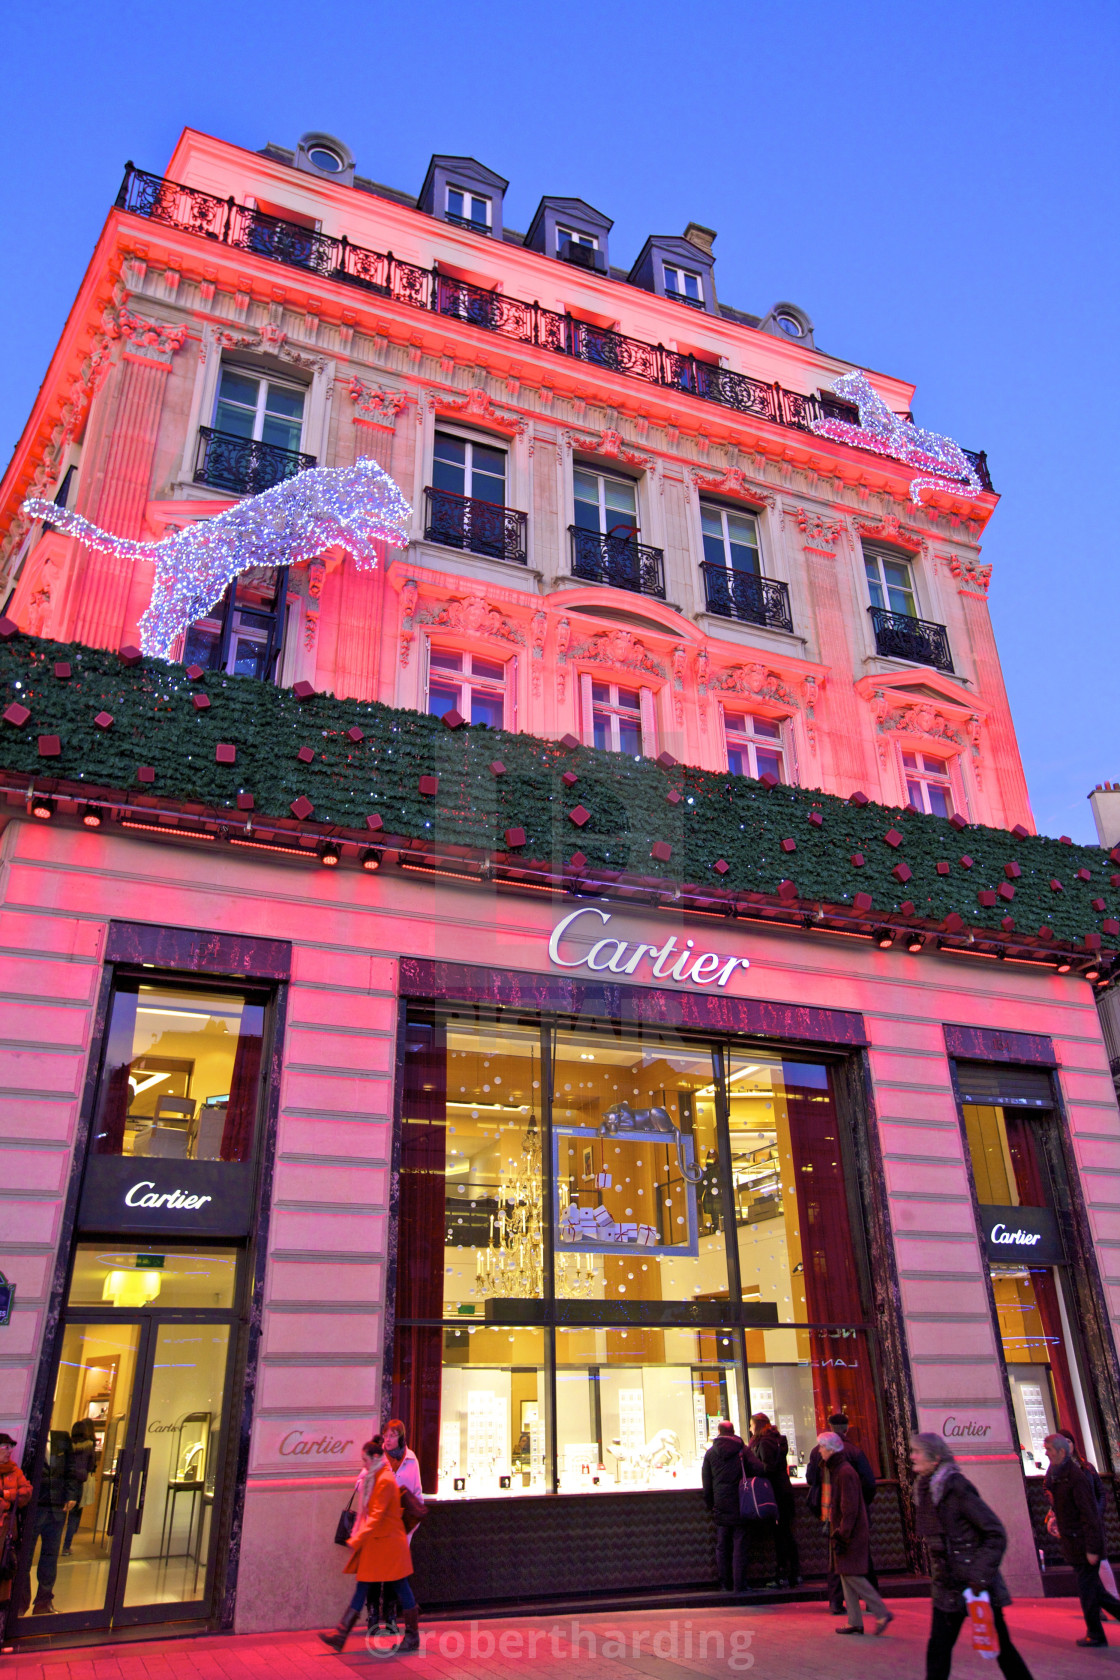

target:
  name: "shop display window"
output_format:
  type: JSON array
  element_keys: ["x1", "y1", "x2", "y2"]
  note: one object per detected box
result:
[
  {"x1": 67, "y1": 1246, "x2": 238, "y2": 1311},
  {"x1": 395, "y1": 1005, "x2": 885, "y2": 1497},
  {"x1": 92, "y1": 981, "x2": 268, "y2": 1163}
]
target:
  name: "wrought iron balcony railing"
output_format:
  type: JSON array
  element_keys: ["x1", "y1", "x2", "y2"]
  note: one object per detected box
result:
[
  {"x1": 115, "y1": 165, "x2": 994, "y2": 494},
  {"x1": 194, "y1": 427, "x2": 316, "y2": 497},
  {"x1": 700, "y1": 562, "x2": 793, "y2": 633},
  {"x1": 869, "y1": 605, "x2": 953, "y2": 673},
  {"x1": 569, "y1": 527, "x2": 665, "y2": 598},
  {"x1": 423, "y1": 486, "x2": 527, "y2": 564}
]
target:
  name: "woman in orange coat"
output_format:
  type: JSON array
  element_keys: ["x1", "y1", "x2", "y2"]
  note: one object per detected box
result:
[{"x1": 320, "y1": 1436, "x2": 419, "y2": 1653}]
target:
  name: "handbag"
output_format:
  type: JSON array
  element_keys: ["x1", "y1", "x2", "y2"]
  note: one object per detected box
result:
[
  {"x1": 963, "y1": 1589, "x2": 999, "y2": 1659},
  {"x1": 333, "y1": 1486, "x2": 358, "y2": 1547},
  {"x1": 400, "y1": 1485, "x2": 426, "y2": 1529},
  {"x1": 738, "y1": 1454, "x2": 778, "y2": 1522}
]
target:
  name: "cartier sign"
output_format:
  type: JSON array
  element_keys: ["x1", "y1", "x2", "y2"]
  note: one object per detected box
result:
[
  {"x1": 980, "y1": 1204, "x2": 1064, "y2": 1267},
  {"x1": 548, "y1": 907, "x2": 750, "y2": 988},
  {"x1": 78, "y1": 1156, "x2": 255, "y2": 1238}
]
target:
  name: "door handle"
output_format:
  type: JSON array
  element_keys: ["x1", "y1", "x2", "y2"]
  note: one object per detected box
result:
[
  {"x1": 133, "y1": 1447, "x2": 151, "y2": 1534},
  {"x1": 106, "y1": 1447, "x2": 130, "y2": 1538}
]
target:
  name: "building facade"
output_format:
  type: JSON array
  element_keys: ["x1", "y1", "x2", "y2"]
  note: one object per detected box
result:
[{"x1": 0, "y1": 128, "x2": 1118, "y2": 1641}]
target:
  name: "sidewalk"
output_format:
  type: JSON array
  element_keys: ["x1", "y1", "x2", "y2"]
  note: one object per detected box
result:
[{"x1": 3, "y1": 1597, "x2": 1117, "y2": 1680}]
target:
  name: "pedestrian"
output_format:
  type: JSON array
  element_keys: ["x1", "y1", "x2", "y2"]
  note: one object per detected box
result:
[
  {"x1": 0, "y1": 1432, "x2": 32, "y2": 1608},
  {"x1": 319, "y1": 1436, "x2": 419, "y2": 1654},
  {"x1": 18, "y1": 1429, "x2": 78, "y2": 1615},
  {"x1": 806, "y1": 1411, "x2": 877, "y2": 1613},
  {"x1": 702, "y1": 1420, "x2": 767, "y2": 1593},
  {"x1": 1043, "y1": 1432, "x2": 1120, "y2": 1647},
  {"x1": 815, "y1": 1430, "x2": 892, "y2": 1636},
  {"x1": 911, "y1": 1431, "x2": 1033, "y2": 1679},
  {"x1": 372, "y1": 1418, "x2": 425, "y2": 1637},
  {"x1": 62, "y1": 1420, "x2": 98, "y2": 1556},
  {"x1": 749, "y1": 1412, "x2": 800, "y2": 1588}
]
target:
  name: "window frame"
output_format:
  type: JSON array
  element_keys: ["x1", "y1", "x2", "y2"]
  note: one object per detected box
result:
[
  {"x1": 212, "y1": 364, "x2": 308, "y2": 452},
  {"x1": 431, "y1": 427, "x2": 509, "y2": 507},
  {"x1": 899, "y1": 745, "x2": 957, "y2": 818},
  {"x1": 557, "y1": 225, "x2": 598, "y2": 253},
  {"x1": 721, "y1": 706, "x2": 791, "y2": 784},
  {"x1": 663, "y1": 264, "x2": 704, "y2": 304},
  {"x1": 699, "y1": 500, "x2": 763, "y2": 576},
  {"x1": 863, "y1": 545, "x2": 919, "y2": 619},
  {"x1": 571, "y1": 465, "x2": 641, "y2": 541},
  {"x1": 446, "y1": 184, "x2": 492, "y2": 230},
  {"x1": 425, "y1": 641, "x2": 516, "y2": 731},
  {"x1": 579, "y1": 674, "x2": 657, "y2": 756}
]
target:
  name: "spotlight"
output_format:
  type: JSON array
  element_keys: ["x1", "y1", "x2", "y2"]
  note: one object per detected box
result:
[
  {"x1": 80, "y1": 805, "x2": 103, "y2": 828},
  {"x1": 30, "y1": 795, "x2": 54, "y2": 820},
  {"x1": 1056, "y1": 959, "x2": 1072, "y2": 974},
  {"x1": 907, "y1": 934, "x2": 926, "y2": 953},
  {"x1": 1085, "y1": 968, "x2": 1101, "y2": 982},
  {"x1": 874, "y1": 927, "x2": 893, "y2": 948},
  {"x1": 318, "y1": 843, "x2": 341, "y2": 868},
  {"x1": 360, "y1": 848, "x2": 381, "y2": 871}
]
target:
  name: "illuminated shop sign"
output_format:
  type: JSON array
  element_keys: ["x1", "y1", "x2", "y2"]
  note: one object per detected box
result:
[
  {"x1": 980, "y1": 1205, "x2": 1064, "y2": 1267},
  {"x1": 78, "y1": 1156, "x2": 254, "y2": 1238},
  {"x1": 547, "y1": 907, "x2": 750, "y2": 988}
]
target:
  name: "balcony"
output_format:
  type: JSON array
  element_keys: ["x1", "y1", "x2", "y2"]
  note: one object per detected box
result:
[
  {"x1": 869, "y1": 605, "x2": 953, "y2": 673},
  {"x1": 569, "y1": 528, "x2": 665, "y2": 599},
  {"x1": 700, "y1": 562, "x2": 793, "y2": 633},
  {"x1": 424, "y1": 486, "x2": 527, "y2": 564},
  {"x1": 115, "y1": 166, "x2": 995, "y2": 494},
  {"x1": 194, "y1": 427, "x2": 316, "y2": 497}
]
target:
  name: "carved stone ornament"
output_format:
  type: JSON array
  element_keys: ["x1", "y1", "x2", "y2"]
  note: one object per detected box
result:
[
  {"x1": 565, "y1": 427, "x2": 651, "y2": 470},
  {"x1": 531, "y1": 609, "x2": 547, "y2": 698},
  {"x1": 349, "y1": 378, "x2": 408, "y2": 430},
  {"x1": 417, "y1": 594, "x2": 524, "y2": 645},
  {"x1": 872, "y1": 689, "x2": 965, "y2": 746},
  {"x1": 945, "y1": 553, "x2": 992, "y2": 594},
  {"x1": 556, "y1": 615, "x2": 571, "y2": 702},
  {"x1": 853, "y1": 512, "x2": 926, "y2": 554},
  {"x1": 571, "y1": 627, "x2": 665, "y2": 678},
  {"x1": 710, "y1": 663, "x2": 798, "y2": 708},
  {"x1": 791, "y1": 506, "x2": 844, "y2": 546},
  {"x1": 691, "y1": 468, "x2": 776, "y2": 509},
  {"x1": 399, "y1": 577, "x2": 419, "y2": 667},
  {"x1": 431, "y1": 386, "x2": 527, "y2": 435},
  {"x1": 800, "y1": 673, "x2": 824, "y2": 755},
  {"x1": 214, "y1": 326, "x2": 328, "y2": 375},
  {"x1": 110, "y1": 304, "x2": 189, "y2": 361}
]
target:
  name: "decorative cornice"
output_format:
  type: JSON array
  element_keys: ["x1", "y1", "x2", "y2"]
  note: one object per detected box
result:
[
  {"x1": 429, "y1": 386, "x2": 527, "y2": 435},
  {"x1": 710, "y1": 663, "x2": 798, "y2": 708},
  {"x1": 348, "y1": 378, "x2": 408, "y2": 430},
  {"x1": 214, "y1": 324, "x2": 328, "y2": 375},
  {"x1": 691, "y1": 467, "x2": 776, "y2": 508},
  {"x1": 853, "y1": 512, "x2": 927, "y2": 554},
  {"x1": 789, "y1": 505, "x2": 844, "y2": 546},
  {"x1": 570, "y1": 627, "x2": 665, "y2": 678},
  {"x1": 416, "y1": 593, "x2": 524, "y2": 646},
  {"x1": 111, "y1": 304, "x2": 188, "y2": 362},
  {"x1": 565, "y1": 427, "x2": 651, "y2": 469},
  {"x1": 943, "y1": 553, "x2": 992, "y2": 595}
]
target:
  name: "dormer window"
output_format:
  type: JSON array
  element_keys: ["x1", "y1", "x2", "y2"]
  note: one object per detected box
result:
[
  {"x1": 558, "y1": 226, "x2": 597, "y2": 253},
  {"x1": 664, "y1": 265, "x2": 703, "y2": 306},
  {"x1": 775, "y1": 312, "x2": 805, "y2": 339},
  {"x1": 447, "y1": 186, "x2": 491, "y2": 232}
]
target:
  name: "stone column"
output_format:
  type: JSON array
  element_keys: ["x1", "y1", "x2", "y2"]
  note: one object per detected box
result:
[{"x1": 954, "y1": 578, "x2": 1034, "y2": 831}]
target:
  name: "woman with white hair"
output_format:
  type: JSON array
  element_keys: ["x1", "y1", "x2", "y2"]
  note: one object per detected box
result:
[{"x1": 911, "y1": 1432, "x2": 1033, "y2": 1679}]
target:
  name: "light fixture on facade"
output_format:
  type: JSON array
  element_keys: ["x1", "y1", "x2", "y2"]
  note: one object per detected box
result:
[
  {"x1": 360, "y1": 848, "x2": 381, "y2": 871},
  {"x1": 907, "y1": 933, "x2": 926, "y2": 953},
  {"x1": 30, "y1": 795, "x2": 55, "y2": 820},
  {"x1": 874, "y1": 928, "x2": 893, "y2": 948},
  {"x1": 1085, "y1": 967, "x2": 1101, "y2": 982},
  {"x1": 318, "y1": 843, "x2": 341, "y2": 868},
  {"x1": 80, "y1": 805, "x2": 103, "y2": 828},
  {"x1": 1056, "y1": 959, "x2": 1072, "y2": 974}
]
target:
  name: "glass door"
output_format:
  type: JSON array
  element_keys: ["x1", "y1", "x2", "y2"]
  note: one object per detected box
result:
[{"x1": 15, "y1": 1305, "x2": 235, "y2": 1635}]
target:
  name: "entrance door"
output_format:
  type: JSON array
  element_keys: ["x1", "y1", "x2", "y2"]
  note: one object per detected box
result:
[{"x1": 15, "y1": 1314, "x2": 234, "y2": 1634}]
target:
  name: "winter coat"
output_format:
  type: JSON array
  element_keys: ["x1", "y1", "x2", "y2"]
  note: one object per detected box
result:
[
  {"x1": 751, "y1": 1426, "x2": 794, "y2": 1511},
  {"x1": 343, "y1": 1461, "x2": 413, "y2": 1584},
  {"x1": 826, "y1": 1450, "x2": 871, "y2": 1578},
  {"x1": 916, "y1": 1461, "x2": 1011, "y2": 1612},
  {"x1": 702, "y1": 1434, "x2": 766, "y2": 1527},
  {"x1": 1045, "y1": 1455, "x2": 1104, "y2": 1566},
  {"x1": 390, "y1": 1445, "x2": 424, "y2": 1503},
  {"x1": 0, "y1": 1458, "x2": 31, "y2": 1517},
  {"x1": 806, "y1": 1437, "x2": 876, "y2": 1518},
  {"x1": 38, "y1": 1433, "x2": 79, "y2": 1511}
]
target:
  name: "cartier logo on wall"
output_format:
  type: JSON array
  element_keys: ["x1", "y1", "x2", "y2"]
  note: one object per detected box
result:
[
  {"x1": 979, "y1": 1205, "x2": 1064, "y2": 1267},
  {"x1": 78, "y1": 1156, "x2": 254, "y2": 1239}
]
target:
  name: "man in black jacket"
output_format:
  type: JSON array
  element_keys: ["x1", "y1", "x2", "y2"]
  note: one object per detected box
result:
[
  {"x1": 750, "y1": 1413, "x2": 799, "y2": 1588},
  {"x1": 806, "y1": 1413, "x2": 876, "y2": 1612},
  {"x1": 1044, "y1": 1433, "x2": 1120, "y2": 1646},
  {"x1": 702, "y1": 1421, "x2": 766, "y2": 1593}
]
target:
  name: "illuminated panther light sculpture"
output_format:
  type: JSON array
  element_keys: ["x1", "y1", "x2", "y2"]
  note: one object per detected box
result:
[
  {"x1": 810, "y1": 370, "x2": 983, "y2": 506},
  {"x1": 22, "y1": 455, "x2": 412, "y2": 658}
]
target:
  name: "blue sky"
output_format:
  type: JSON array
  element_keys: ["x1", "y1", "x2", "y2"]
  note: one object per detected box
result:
[{"x1": 2, "y1": 1, "x2": 1115, "y2": 840}]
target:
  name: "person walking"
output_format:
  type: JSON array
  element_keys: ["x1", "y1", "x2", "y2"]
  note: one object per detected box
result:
[
  {"x1": 319, "y1": 1436, "x2": 420, "y2": 1654},
  {"x1": 0, "y1": 1433, "x2": 32, "y2": 1609},
  {"x1": 911, "y1": 1431, "x2": 1033, "y2": 1679},
  {"x1": 749, "y1": 1412, "x2": 800, "y2": 1588},
  {"x1": 816, "y1": 1431, "x2": 892, "y2": 1636},
  {"x1": 1043, "y1": 1432, "x2": 1120, "y2": 1647},
  {"x1": 19, "y1": 1430, "x2": 78, "y2": 1615},
  {"x1": 372, "y1": 1419, "x2": 424, "y2": 1637},
  {"x1": 806, "y1": 1412, "x2": 877, "y2": 1613},
  {"x1": 702, "y1": 1420, "x2": 766, "y2": 1593},
  {"x1": 62, "y1": 1421, "x2": 98, "y2": 1556}
]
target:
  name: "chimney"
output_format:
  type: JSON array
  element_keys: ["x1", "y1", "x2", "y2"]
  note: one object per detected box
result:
[
  {"x1": 1089, "y1": 784, "x2": 1120, "y2": 849},
  {"x1": 683, "y1": 222, "x2": 717, "y2": 256}
]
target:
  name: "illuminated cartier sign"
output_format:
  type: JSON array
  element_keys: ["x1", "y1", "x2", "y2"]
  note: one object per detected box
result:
[
  {"x1": 124, "y1": 1181, "x2": 213, "y2": 1211},
  {"x1": 547, "y1": 907, "x2": 750, "y2": 988}
]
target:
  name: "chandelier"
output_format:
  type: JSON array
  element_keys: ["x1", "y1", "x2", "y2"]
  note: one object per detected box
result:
[{"x1": 474, "y1": 1099, "x2": 598, "y2": 1302}]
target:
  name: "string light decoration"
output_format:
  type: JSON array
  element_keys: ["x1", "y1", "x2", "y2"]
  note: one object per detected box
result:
[
  {"x1": 810, "y1": 371, "x2": 983, "y2": 505},
  {"x1": 21, "y1": 456, "x2": 412, "y2": 658}
]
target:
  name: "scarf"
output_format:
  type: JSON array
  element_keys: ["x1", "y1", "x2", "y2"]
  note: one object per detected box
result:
[{"x1": 820, "y1": 1463, "x2": 832, "y2": 1526}]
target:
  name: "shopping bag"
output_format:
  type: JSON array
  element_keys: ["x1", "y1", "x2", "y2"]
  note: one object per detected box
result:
[
  {"x1": 1101, "y1": 1558, "x2": 1119, "y2": 1599},
  {"x1": 964, "y1": 1589, "x2": 998, "y2": 1658},
  {"x1": 738, "y1": 1453, "x2": 778, "y2": 1521}
]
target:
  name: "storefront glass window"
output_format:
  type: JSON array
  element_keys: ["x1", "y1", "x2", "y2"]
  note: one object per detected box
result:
[
  {"x1": 92, "y1": 982, "x2": 267, "y2": 1163},
  {"x1": 67, "y1": 1246, "x2": 238, "y2": 1311},
  {"x1": 395, "y1": 1005, "x2": 883, "y2": 1498}
]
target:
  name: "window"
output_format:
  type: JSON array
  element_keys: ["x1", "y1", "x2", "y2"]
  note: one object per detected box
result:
[
  {"x1": 91, "y1": 980, "x2": 268, "y2": 1163},
  {"x1": 724, "y1": 712, "x2": 786, "y2": 782},
  {"x1": 447, "y1": 186, "x2": 490, "y2": 230},
  {"x1": 395, "y1": 1012, "x2": 882, "y2": 1500},
  {"x1": 584, "y1": 680, "x2": 651, "y2": 756},
  {"x1": 307, "y1": 145, "x2": 344, "y2": 172},
  {"x1": 557, "y1": 226, "x2": 597, "y2": 252},
  {"x1": 183, "y1": 567, "x2": 288, "y2": 681},
  {"x1": 903, "y1": 751, "x2": 953, "y2": 818},
  {"x1": 663, "y1": 265, "x2": 703, "y2": 305},
  {"x1": 573, "y1": 469, "x2": 638, "y2": 540},
  {"x1": 864, "y1": 549, "x2": 917, "y2": 618},
  {"x1": 433, "y1": 432, "x2": 506, "y2": 505},
  {"x1": 774, "y1": 312, "x2": 805, "y2": 339},
  {"x1": 428, "y1": 648, "x2": 510, "y2": 729},
  {"x1": 213, "y1": 368, "x2": 305, "y2": 454},
  {"x1": 701, "y1": 504, "x2": 761, "y2": 575}
]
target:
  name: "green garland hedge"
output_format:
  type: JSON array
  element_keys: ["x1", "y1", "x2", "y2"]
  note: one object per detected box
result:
[{"x1": 0, "y1": 633, "x2": 1116, "y2": 950}]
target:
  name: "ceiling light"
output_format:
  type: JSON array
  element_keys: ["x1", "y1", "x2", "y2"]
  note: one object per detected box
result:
[
  {"x1": 360, "y1": 848, "x2": 381, "y2": 871},
  {"x1": 318, "y1": 843, "x2": 341, "y2": 867},
  {"x1": 81, "y1": 804, "x2": 103, "y2": 828},
  {"x1": 874, "y1": 928, "x2": 893, "y2": 948},
  {"x1": 907, "y1": 934, "x2": 925, "y2": 953},
  {"x1": 30, "y1": 795, "x2": 54, "y2": 820}
]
